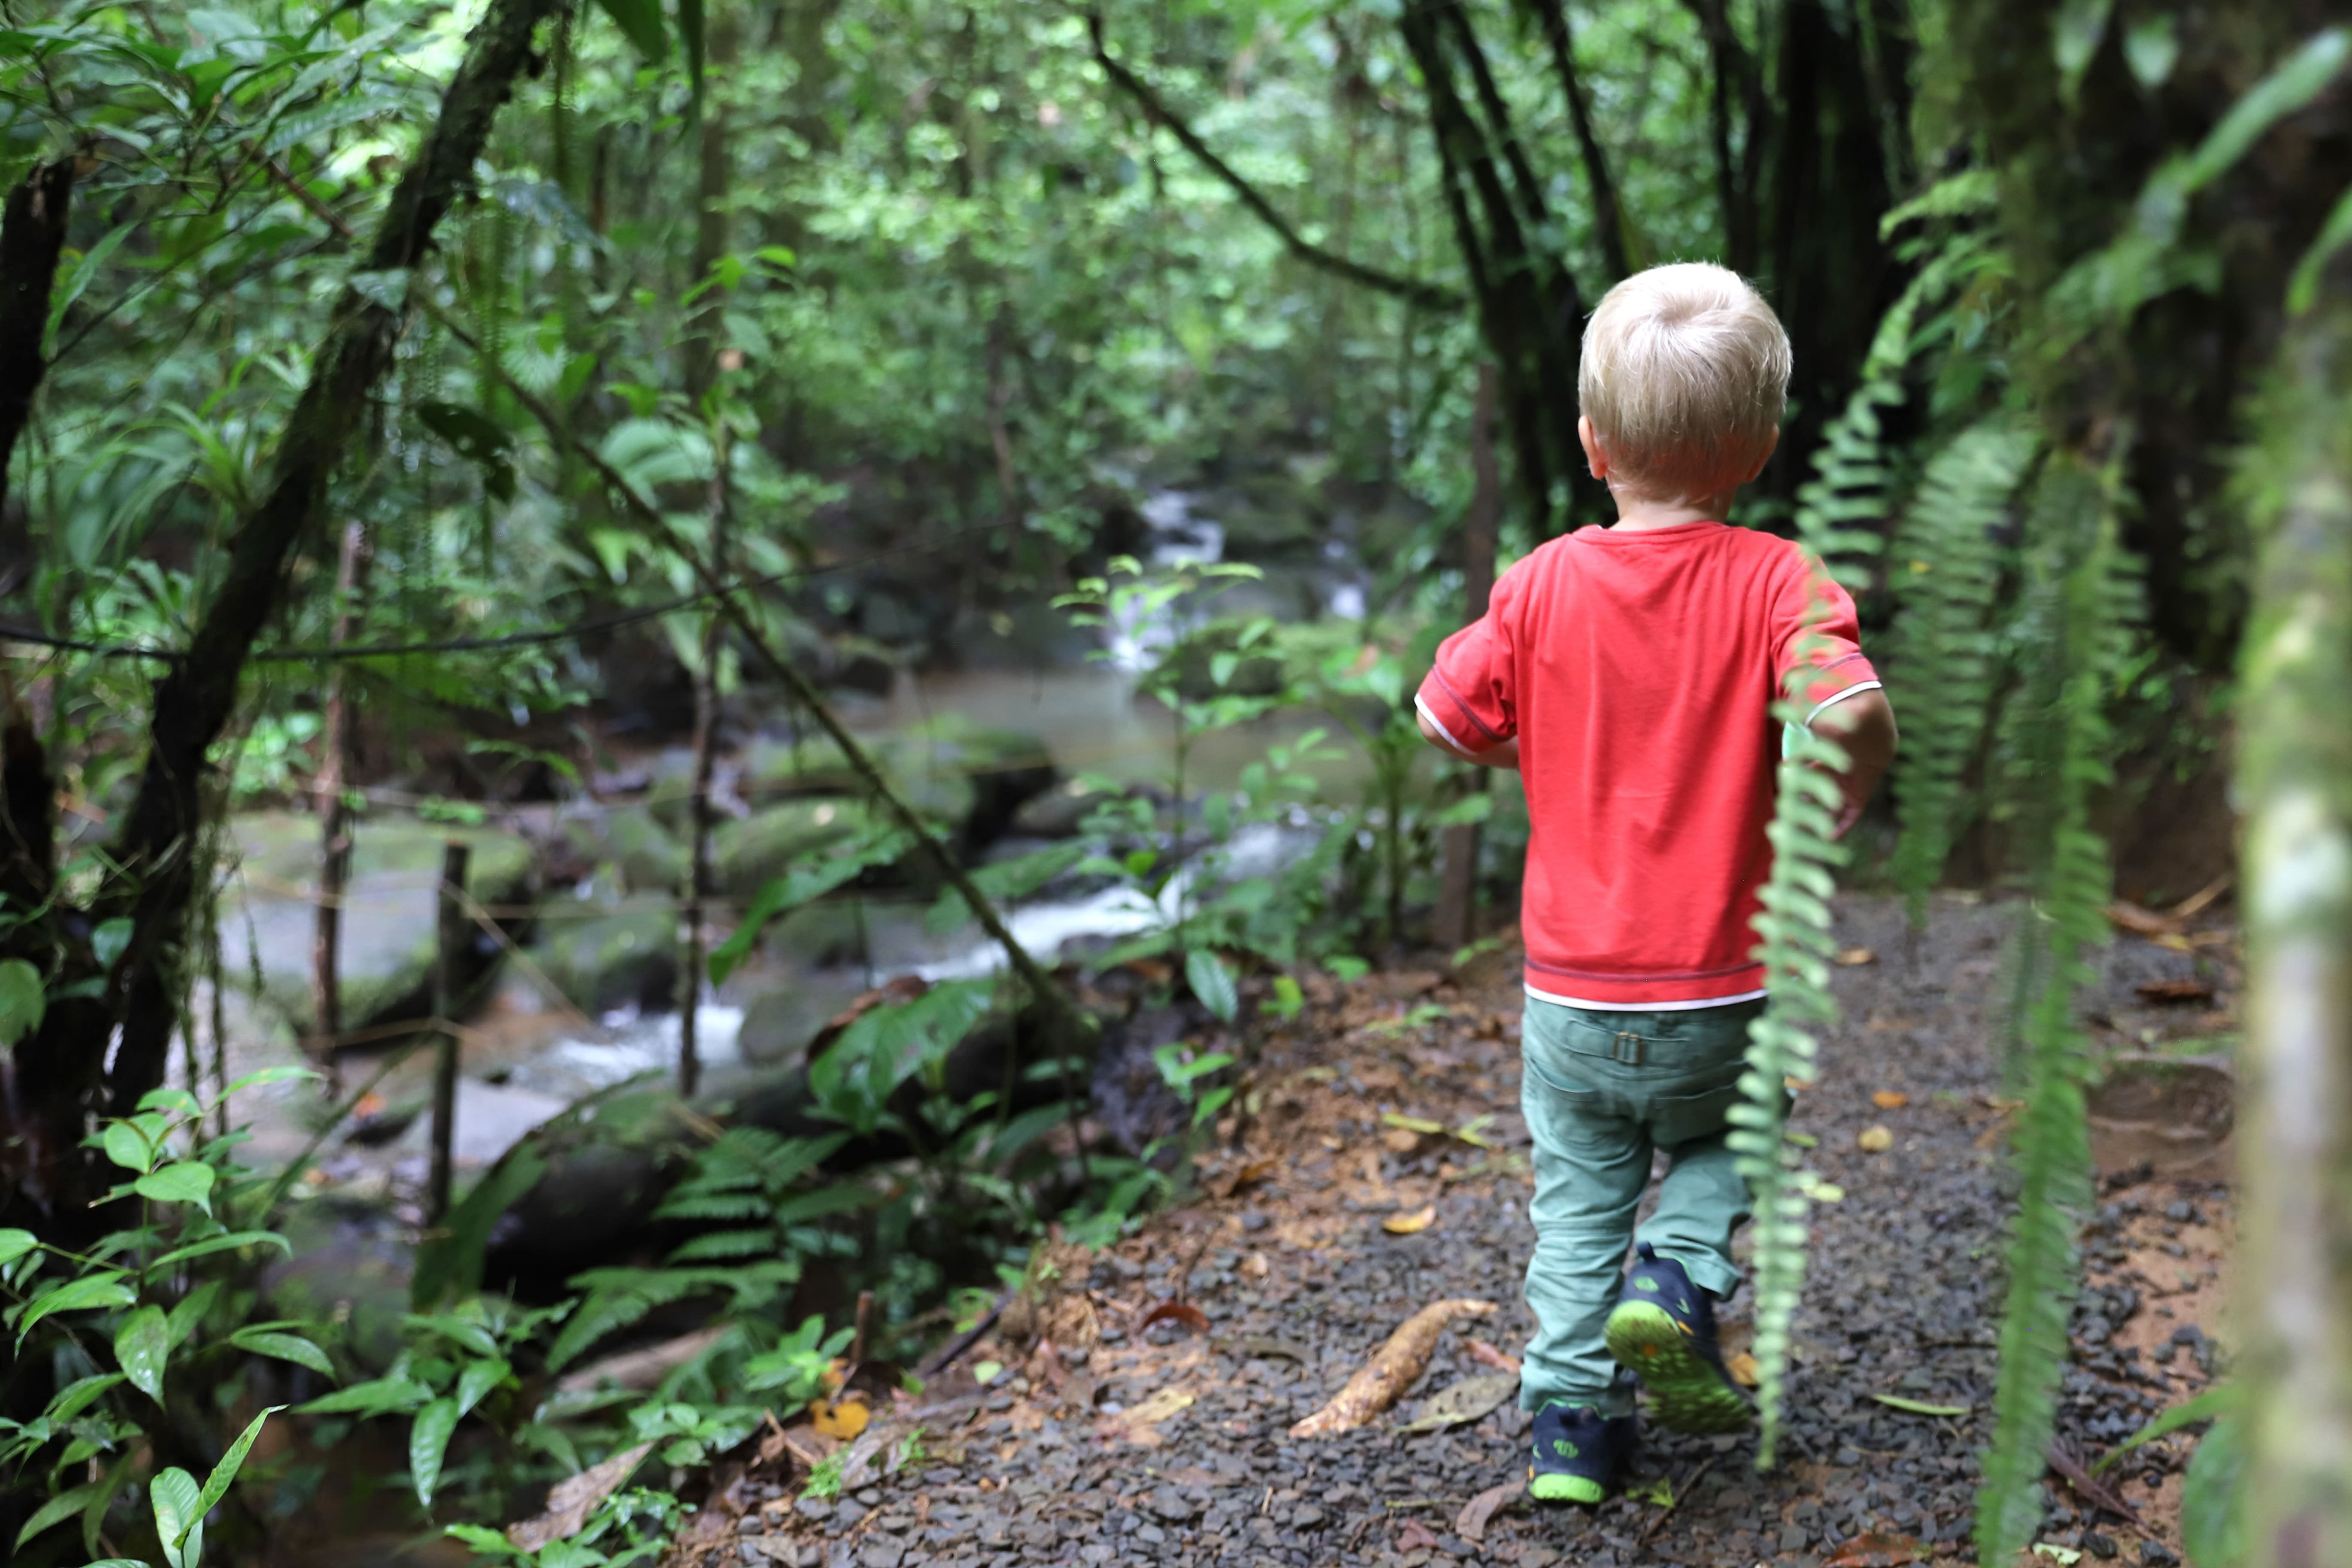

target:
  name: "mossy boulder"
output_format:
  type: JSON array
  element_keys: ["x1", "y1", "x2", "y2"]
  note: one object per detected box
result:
[
  {"x1": 561, "y1": 804, "x2": 685, "y2": 894},
  {"x1": 530, "y1": 909, "x2": 679, "y2": 1016},
  {"x1": 711, "y1": 797, "x2": 876, "y2": 896},
  {"x1": 223, "y1": 812, "x2": 535, "y2": 1029}
]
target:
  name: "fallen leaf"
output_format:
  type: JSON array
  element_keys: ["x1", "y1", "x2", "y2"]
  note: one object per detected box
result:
[
  {"x1": 2134, "y1": 977, "x2": 2214, "y2": 1004},
  {"x1": 1726, "y1": 1350, "x2": 1761, "y2": 1388},
  {"x1": 1857, "y1": 1125, "x2": 1895, "y2": 1152},
  {"x1": 2104, "y1": 901, "x2": 2178, "y2": 937},
  {"x1": 1455, "y1": 1479, "x2": 1525, "y2": 1544},
  {"x1": 1626, "y1": 1474, "x2": 1675, "y2": 1507},
  {"x1": 1380, "y1": 1127, "x2": 1422, "y2": 1154},
  {"x1": 2030, "y1": 1547, "x2": 2083, "y2": 1565},
  {"x1": 1383, "y1": 1205, "x2": 1438, "y2": 1235},
  {"x1": 2046, "y1": 1438, "x2": 2138, "y2": 1519},
  {"x1": 810, "y1": 1396, "x2": 869, "y2": 1440},
  {"x1": 1122, "y1": 1387, "x2": 1195, "y2": 1426},
  {"x1": 1380, "y1": 1112, "x2": 1446, "y2": 1135},
  {"x1": 1868, "y1": 1393, "x2": 1968, "y2": 1416},
  {"x1": 1396, "y1": 1519, "x2": 1443, "y2": 1552},
  {"x1": 1398, "y1": 1372, "x2": 1519, "y2": 1433},
  {"x1": 1139, "y1": 1299, "x2": 1210, "y2": 1334},
  {"x1": 1464, "y1": 1339, "x2": 1522, "y2": 1374},
  {"x1": 506, "y1": 1441, "x2": 656, "y2": 1550},
  {"x1": 972, "y1": 1359, "x2": 1004, "y2": 1385},
  {"x1": 1824, "y1": 1532, "x2": 1932, "y2": 1566},
  {"x1": 1872, "y1": 1090, "x2": 1910, "y2": 1109},
  {"x1": 1237, "y1": 1335, "x2": 1309, "y2": 1362},
  {"x1": 1835, "y1": 946, "x2": 1878, "y2": 966},
  {"x1": 1290, "y1": 1298, "x2": 1497, "y2": 1438},
  {"x1": 1208, "y1": 1155, "x2": 1279, "y2": 1198}
]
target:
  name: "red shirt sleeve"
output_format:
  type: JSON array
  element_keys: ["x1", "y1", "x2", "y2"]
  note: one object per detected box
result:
[
  {"x1": 1416, "y1": 561, "x2": 1524, "y2": 749},
  {"x1": 1769, "y1": 543, "x2": 1879, "y2": 717}
]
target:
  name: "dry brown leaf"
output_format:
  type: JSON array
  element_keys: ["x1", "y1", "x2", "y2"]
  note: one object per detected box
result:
[
  {"x1": 1857, "y1": 1125, "x2": 1894, "y2": 1152},
  {"x1": 1382, "y1": 1205, "x2": 1438, "y2": 1235},
  {"x1": 1835, "y1": 946, "x2": 1878, "y2": 966},
  {"x1": 1399, "y1": 1372, "x2": 1519, "y2": 1433},
  {"x1": 1396, "y1": 1519, "x2": 1443, "y2": 1552},
  {"x1": 810, "y1": 1396, "x2": 870, "y2": 1440},
  {"x1": 1464, "y1": 1339, "x2": 1522, "y2": 1374},
  {"x1": 1726, "y1": 1350, "x2": 1761, "y2": 1388},
  {"x1": 1872, "y1": 1090, "x2": 1910, "y2": 1110},
  {"x1": 506, "y1": 1440, "x2": 656, "y2": 1550},
  {"x1": 1123, "y1": 1387, "x2": 1195, "y2": 1425},
  {"x1": 1288, "y1": 1298, "x2": 1497, "y2": 1438},
  {"x1": 1823, "y1": 1532, "x2": 1932, "y2": 1566},
  {"x1": 1380, "y1": 1126, "x2": 1421, "y2": 1154},
  {"x1": 2135, "y1": 977, "x2": 2215, "y2": 1004},
  {"x1": 2103, "y1": 901, "x2": 2179, "y2": 938},
  {"x1": 1455, "y1": 1480, "x2": 1525, "y2": 1544},
  {"x1": 1139, "y1": 1299, "x2": 1211, "y2": 1334}
]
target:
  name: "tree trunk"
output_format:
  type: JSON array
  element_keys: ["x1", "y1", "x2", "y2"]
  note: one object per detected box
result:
[
  {"x1": 1518, "y1": 0, "x2": 1630, "y2": 282},
  {"x1": 310, "y1": 519, "x2": 371, "y2": 1092},
  {"x1": 0, "y1": 159, "x2": 73, "y2": 523},
  {"x1": 427, "y1": 842, "x2": 471, "y2": 1226},
  {"x1": 2237, "y1": 305, "x2": 2352, "y2": 1568},
  {"x1": 1434, "y1": 364, "x2": 1500, "y2": 954}
]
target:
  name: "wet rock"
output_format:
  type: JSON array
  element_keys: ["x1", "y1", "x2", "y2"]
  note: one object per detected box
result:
[
  {"x1": 561, "y1": 803, "x2": 685, "y2": 893},
  {"x1": 2087, "y1": 1056, "x2": 2234, "y2": 1181},
  {"x1": 531, "y1": 908, "x2": 679, "y2": 1015},
  {"x1": 713, "y1": 798, "x2": 877, "y2": 896}
]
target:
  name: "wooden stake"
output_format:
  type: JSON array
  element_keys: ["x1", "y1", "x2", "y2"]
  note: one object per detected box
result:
[
  {"x1": 312, "y1": 519, "x2": 369, "y2": 1093},
  {"x1": 425, "y1": 840, "x2": 470, "y2": 1227}
]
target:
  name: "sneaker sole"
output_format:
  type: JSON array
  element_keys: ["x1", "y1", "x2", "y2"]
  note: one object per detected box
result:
[
  {"x1": 1528, "y1": 1470, "x2": 1606, "y2": 1505},
  {"x1": 1604, "y1": 1301, "x2": 1753, "y2": 1435}
]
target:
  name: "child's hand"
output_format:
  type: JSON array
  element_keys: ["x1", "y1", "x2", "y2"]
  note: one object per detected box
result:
[{"x1": 1808, "y1": 688, "x2": 1897, "y2": 837}]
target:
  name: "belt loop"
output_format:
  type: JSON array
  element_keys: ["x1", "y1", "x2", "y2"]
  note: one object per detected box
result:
[{"x1": 1613, "y1": 1031, "x2": 1645, "y2": 1066}]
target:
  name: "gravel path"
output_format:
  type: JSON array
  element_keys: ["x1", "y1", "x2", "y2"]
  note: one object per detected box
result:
[{"x1": 693, "y1": 893, "x2": 2235, "y2": 1568}]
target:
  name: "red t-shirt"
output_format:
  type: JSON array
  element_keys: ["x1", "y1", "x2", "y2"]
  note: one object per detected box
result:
[{"x1": 1415, "y1": 521, "x2": 1880, "y2": 1009}]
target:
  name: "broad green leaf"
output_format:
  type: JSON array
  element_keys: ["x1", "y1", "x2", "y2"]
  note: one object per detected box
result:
[
  {"x1": 593, "y1": 0, "x2": 667, "y2": 60},
  {"x1": 403, "y1": 1312, "x2": 499, "y2": 1359},
  {"x1": 1185, "y1": 948, "x2": 1238, "y2": 1023},
  {"x1": 136, "y1": 1162, "x2": 216, "y2": 1215},
  {"x1": 90, "y1": 917, "x2": 133, "y2": 971},
  {"x1": 0, "y1": 958, "x2": 45, "y2": 1047},
  {"x1": 147, "y1": 1230, "x2": 291, "y2": 1271},
  {"x1": 44, "y1": 219, "x2": 135, "y2": 350},
  {"x1": 295, "y1": 1374, "x2": 433, "y2": 1416},
  {"x1": 115, "y1": 1304, "x2": 170, "y2": 1401},
  {"x1": 2182, "y1": 1414, "x2": 2248, "y2": 1568},
  {"x1": 194, "y1": 1406, "x2": 282, "y2": 1522},
  {"x1": 151, "y1": 1466, "x2": 200, "y2": 1568},
  {"x1": 220, "y1": 1065, "x2": 321, "y2": 1098},
  {"x1": 15, "y1": 1481, "x2": 101, "y2": 1551},
  {"x1": 100, "y1": 1121, "x2": 154, "y2": 1175},
  {"x1": 409, "y1": 1396, "x2": 460, "y2": 1508},
  {"x1": 229, "y1": 1328, "x2": 336, "y2": 1378},
  {"x1": 44, "y1": 1371, "x2": 126, "y2": 1422},
  {"x1": 454, "y1": 1356, "x2": 509, "y2": 1417},
  {"x1": 709, "y1": 826, "x2": 915, "y2": 984},
  {"x1": 0, "y1": 1227, "x2": 37, "y2": 1265},
  {"x1": 14, "y1": 1273, "x2": 136, "y2": 1338},
  {"x1": 167, "y1": 1280, "x2": 222, "y2": 1347}
]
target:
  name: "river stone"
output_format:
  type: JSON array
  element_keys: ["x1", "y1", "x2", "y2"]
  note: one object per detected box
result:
[
  {"x1": 562, "y1": 804, "x2": 685, "y2": 893},
  {"x1": 712, "y1": 798, "x2": 876, "y2": 896},
  {"x1": 222, "y1": 811, "x2": 534, "y2": 1028},
  {"x1": 736, "y1": 989, "x2": 826, "y2": 1068},
  {"x1": 740, "y1": 733, "x2": 861, "y2": 803},
  {"x1": 531, "y1": 908, "x2": 679, "y2": 1015}
]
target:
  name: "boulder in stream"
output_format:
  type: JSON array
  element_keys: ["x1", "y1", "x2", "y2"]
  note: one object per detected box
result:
[
  {"x1": 711, "y1": 797, "x2": 877, "y2": 896},
  {"x1": 559, "y1": 804, "x2": 685, "y2": 893},
  {"x1": 530, "y1": 908, "x2": 679, "y2": 1016}
]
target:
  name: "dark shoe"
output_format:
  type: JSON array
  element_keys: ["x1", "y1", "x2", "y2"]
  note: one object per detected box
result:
[
  {"x1": 1604, "y1": 1242, "x2": 1753, "y2": 1435},
  {"x1": 1527, "y1": 1402, "x2": 1635, "y2": 1504}
]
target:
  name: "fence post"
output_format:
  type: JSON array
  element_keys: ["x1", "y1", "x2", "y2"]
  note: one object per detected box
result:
[{"x1": 425, "y1": 840, "x2": 470, "y2": 1227}]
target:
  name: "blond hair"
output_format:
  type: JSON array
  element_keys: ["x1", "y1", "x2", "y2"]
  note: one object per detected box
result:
[{"x1": 1577, "y1": 262, "x2": 1791, "y2": 502}]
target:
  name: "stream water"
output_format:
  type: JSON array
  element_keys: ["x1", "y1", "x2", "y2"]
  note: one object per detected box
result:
[{"x1": 206, "y1": 489, "x2": 1376, "y2": 1183}]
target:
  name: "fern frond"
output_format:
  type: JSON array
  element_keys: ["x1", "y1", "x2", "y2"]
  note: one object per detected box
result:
[
  {"x1": 665, "y1": 1228, "x2": 778, "y2": 1264},
  {"x1": 1974, "y1": 458, "x2": 2133, "y2": 1566},
  {"x1": 1887, "y1": 419, "x2": 2040, "y2": 924}
]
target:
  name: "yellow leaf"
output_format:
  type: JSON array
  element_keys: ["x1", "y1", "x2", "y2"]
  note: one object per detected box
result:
[
  {"x1": 1380, "y1": 1113, "x2": 1446, "y2": 1135},
  {"x1": 1835, "y1": 946, "x2": 1878, "y2": 966},
  {"x1": 1872, "y1": 1090, "x2": 1909, "y2": 1110},
  {"x1": 1726, "y1": 1350, "x2": 1761, "y2": 1387},
  {"x1": 1383, "y1": 1205, "x2": 1438, "y2": 1235},
  {"x1": 1857, "y1": 1125, "x2": 1894, "y2": 1152},
  {"x1": 1123, "y1": 1387, "x2": 1194, "y2": 1425},
  {"x1": 809, "y1": 1396, "x2": 870, "y2": 1440}
]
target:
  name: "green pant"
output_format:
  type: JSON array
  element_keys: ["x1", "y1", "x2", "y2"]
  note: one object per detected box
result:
[{"x1": 1517, "y1": 995, "x2": 1765, "y2": 1415}]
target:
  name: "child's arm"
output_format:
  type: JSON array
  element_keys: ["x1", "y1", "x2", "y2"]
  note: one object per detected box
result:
[
  {"x1": 1416, "y1": 705, "x2": 1520, "y2": 770},
  {"x1": 1807, "y1": 686, "x2": 1895, "y2": 838}
]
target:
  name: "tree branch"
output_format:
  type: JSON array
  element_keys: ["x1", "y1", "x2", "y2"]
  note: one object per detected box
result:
[
  {"x1": 1518, "y1": 0, "x2": 1630, "y2": 282},
  {"x1": 0, "y1": 159, "x2": 74, "y2": 522},
  {"x1": 1086, "y1": 12, "x2": 1461, "y2": 313},
  {"x1": 94, "y1": 0, "x2": 569, "y2": 1117}
]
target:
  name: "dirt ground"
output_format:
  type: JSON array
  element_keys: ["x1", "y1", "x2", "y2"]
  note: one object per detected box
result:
[{"x1": 661, "y1": 892, "x2": 2240, "y2": 1568}]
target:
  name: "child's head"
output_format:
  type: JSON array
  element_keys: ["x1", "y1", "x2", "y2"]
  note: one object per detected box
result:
[{"x1": 1577, "y1": 262, "x2": 1790, "y2": 504}]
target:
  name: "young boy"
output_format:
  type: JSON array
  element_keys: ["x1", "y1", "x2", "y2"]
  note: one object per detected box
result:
[{"x1": 1414, "y1": 263, "x2": 1896, "y2": 1502}]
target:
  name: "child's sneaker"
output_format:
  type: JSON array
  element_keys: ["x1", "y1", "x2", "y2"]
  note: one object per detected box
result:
[
  {"x1": 1527, "y1": 1402, "x2": 1635, "y2": 1504},
  {"x1": 1603, "y1": 1243, "x2": 1753, "y2": 1435}
]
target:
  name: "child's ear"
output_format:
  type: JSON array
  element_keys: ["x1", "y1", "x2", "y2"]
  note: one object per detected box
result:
[
  {"x1": 1578, "y1": 414, "x2": 1609, "y2": 479},
  {"x1": 1744, "y1": 426, "x2": 1782, "y2": 482}
]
